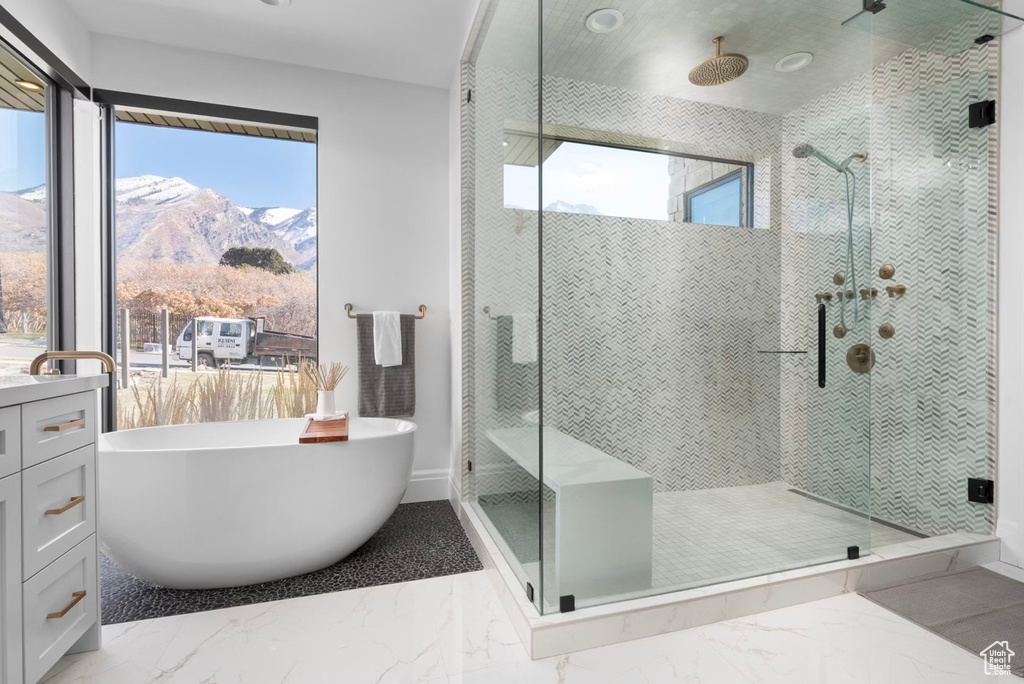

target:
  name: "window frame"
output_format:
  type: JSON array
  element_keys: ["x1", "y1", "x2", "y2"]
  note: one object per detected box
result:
[
  {"x1": 98, "y1": 93, "x2": 319, "y2": 432},
  {"x1": 511, "y1": 134, "x2": 755, "y2": 226},
  {"x1": 683, "y1": 168, "x2": 749, "y2": 228},
  {"x1": 0, "y1": 37, "x2": 76, "y2": 373}
]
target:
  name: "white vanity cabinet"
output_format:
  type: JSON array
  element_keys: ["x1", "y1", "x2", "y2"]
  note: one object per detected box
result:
[{"x1": 0, "y1": 376, "x2": 106, "y2": 684}]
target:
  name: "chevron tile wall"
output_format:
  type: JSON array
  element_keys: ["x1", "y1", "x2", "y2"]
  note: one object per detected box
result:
[
  {"x1": 780, "y1": 36, "x2": 998, "y2": 536},
  {"x1": 464, "y1": 63, "x2": 785, "y2": 500}
]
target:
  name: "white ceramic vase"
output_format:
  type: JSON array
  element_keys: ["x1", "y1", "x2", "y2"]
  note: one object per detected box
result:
[{"x1": 316, "y1": 389, "x2": 337, "y2": 419}]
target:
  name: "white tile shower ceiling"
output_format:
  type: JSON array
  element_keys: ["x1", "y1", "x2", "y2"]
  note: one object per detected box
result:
[{"x1": 475, "y1": 0, "x2": 1002, "y2": 115}]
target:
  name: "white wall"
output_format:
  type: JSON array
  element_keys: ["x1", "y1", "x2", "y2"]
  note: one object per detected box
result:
[
  {"x1": 91, "y1": 35, "x2": 453, "y2": 502},
  {"x1": 999, "y1": 25, "x2": 1024, "y2": 567},
  {"x1": 1, "y1": 0, "x2": 92, "y2": 80}
]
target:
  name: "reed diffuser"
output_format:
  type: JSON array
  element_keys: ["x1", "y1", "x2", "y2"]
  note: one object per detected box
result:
[{"x1": 303, "y1": 362, "x2": 349, "y2": 420}]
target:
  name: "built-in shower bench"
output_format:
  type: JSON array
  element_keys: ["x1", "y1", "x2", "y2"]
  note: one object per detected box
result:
[{"x1": 486, "y1": 426, "x2": 653, "y2": 603}]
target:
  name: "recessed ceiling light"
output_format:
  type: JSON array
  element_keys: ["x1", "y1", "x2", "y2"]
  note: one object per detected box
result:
[
  {"x1": 775, "y1": 52, "x2": 813, "y2": 73},
  {"x1": 585, "y1": 8, "x2": 624, "y2": 33},
  {"x1": 260, "y1": 0, "x2": 291, "y2": 6},
  {"x1": 14, "y1": 79, "x2": 43, "y2": 93}
]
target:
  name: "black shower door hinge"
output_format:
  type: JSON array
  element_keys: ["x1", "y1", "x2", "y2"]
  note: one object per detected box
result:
[
  {"x1": 969, "y1": 100, "x2": 997, "y2": 128},
  {"x1": 526, "y1": 582, "x2": 534, "y2": 602},
  {"x1": 968, "y1": 478, "x2": 995, "y2": 504},
  {"x1": 560, "y1": 595, "x2": 575, "y2": 613},
  {"x1": 466, "y1": 89, "x2": 472, "y2": 104},
  {"x1": 864, "y1": 0, "x2": 886, "y2": 13}
]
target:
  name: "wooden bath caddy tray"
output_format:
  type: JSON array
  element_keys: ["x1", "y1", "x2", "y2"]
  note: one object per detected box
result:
[{"x1": 299, "y1": 416, "x2": 349, "y2": 443}]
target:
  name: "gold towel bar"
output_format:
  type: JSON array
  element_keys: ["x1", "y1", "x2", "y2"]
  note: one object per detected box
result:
[{"x1": 344, "y1": 303, "x2": 426, "y2": 320}]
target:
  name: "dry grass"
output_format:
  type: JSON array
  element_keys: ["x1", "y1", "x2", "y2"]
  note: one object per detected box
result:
[
  {"x1": 272, "y1": 366, "x2": 318, "y2": 418},
  {"x1": 303, "y1": 362, "x2": 348, "y2": 391},
  {"x1": 118, "y1": 365, "x2": 318, "y2": 429}
]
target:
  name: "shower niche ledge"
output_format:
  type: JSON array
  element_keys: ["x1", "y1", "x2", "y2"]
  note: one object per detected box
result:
[{"x1": 459, "y1": 502, "x2": 999, "y2": 659}]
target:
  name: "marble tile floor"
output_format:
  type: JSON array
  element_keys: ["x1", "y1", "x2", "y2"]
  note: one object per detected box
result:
[{"x1": 45, "y1": 569, "x2": 998, "y2": 683}]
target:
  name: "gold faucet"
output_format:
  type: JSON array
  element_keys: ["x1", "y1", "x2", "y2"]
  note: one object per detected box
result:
[{"x1": 30, "y1": 351, "x2": 116, "y2": 376}]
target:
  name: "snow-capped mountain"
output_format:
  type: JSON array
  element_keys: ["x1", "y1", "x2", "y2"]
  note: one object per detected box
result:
[
  {"x1": 116, "y1": 175, "x2": 202, "y2": 206},
  {"x1": 244, "y1": 207, "x2": 302, "y2": 228},
  {"x1": 11, "y1": 176, "x2": 317, "y2": 270},
  {"x1": 245, "y1": 206, "x2": 317, "y2": 268},
  {"x1": 544, "y1": 200, "x2": 600, "y2": 215}
]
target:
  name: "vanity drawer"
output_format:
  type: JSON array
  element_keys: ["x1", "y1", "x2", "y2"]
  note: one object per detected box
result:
[
  {"x1": 0, "y1": 406, "x2": 20, "y2": 479},
  {"x1": 21, "y1": 392, "x2": 95, "y2": 468},
  {"x1": 22, "y1": 446, "x2": 96, "y2": 580},
  {"x1": 23, "y1": 535, "x2": 97, "y2": 684}
]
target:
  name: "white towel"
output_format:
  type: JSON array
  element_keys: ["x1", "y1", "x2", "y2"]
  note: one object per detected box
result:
[
  {"x1": 373, "y1": 311, "x2": 403, "y2": 367},
  {"x1": 512, "y1": 313, "x2": 537, "y2": 364}
]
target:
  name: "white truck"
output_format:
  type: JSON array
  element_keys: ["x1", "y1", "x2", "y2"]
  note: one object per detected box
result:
[{"x1": 176, "y1": 316, "x2": 317, "y2": 368}]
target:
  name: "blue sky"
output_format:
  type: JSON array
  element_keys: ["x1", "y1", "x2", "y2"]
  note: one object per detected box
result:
[
  {"x1": 0, "y1": 110, "x2": 46, "y2": 193},
  {"x1": 116, "y1": 121, "x2": 316, "y2": 208},
  {"x1": 504, "y1": 142, "x2": 669, "y2": 220},
  {"x1": 0, "y1": 110, "x2": 316, "y2": 208}
]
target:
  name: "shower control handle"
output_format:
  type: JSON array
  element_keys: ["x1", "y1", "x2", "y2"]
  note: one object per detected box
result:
[
  {"x1": 818, "y1": 304, "x2": 826, "y2": 389},
  {"x1": 879, "y1": 323, "x2": 895, "y2": 339},
  {"x1": 879, "y1": 263, "x2": 896, "y2": 280},
  {"x1": 885, "y1": 284, "x2": 907, "y2": 298},
  {"x1": 859, "y1": 287, "x2": 878, "y2": 300}
]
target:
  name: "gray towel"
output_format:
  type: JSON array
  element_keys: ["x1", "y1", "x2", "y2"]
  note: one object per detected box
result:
[{"x1": 357, "y1": 314, "x2": 416, "y2": 417}]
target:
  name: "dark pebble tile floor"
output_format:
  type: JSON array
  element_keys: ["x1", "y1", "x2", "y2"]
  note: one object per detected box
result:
[{"x1": 100, "y1": 500, "x2": 482, "y2": 624}]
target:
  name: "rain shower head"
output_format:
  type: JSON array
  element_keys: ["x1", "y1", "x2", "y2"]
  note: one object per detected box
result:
[{"x1": 688, "y1": 36, "x2": 748, "y2": 87}]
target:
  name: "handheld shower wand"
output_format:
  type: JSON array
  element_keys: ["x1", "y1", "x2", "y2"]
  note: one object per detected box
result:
[{"x1": 792, "y1": 144, "x2": 866, "y2": 329}]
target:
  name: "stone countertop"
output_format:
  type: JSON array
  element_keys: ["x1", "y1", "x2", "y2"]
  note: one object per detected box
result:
[{"x1": 0, "y1": 374, "x2": 108, "y2": 409}]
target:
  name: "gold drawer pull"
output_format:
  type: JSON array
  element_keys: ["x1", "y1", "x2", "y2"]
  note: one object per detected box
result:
[
  {"x1": 43, "y1": 419, "x2": 84, "y2": 433},
  {"x1": 45, "y1": 496, "x2": 84, "y2": 515},
  {"x1": 46, "y1": 590, "x2": 86, "y2": 619}
]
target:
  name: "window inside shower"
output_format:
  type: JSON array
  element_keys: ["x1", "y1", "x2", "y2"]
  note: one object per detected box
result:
[{"x1": 503, "y1": 137, "x2": 753, "y2": 227}]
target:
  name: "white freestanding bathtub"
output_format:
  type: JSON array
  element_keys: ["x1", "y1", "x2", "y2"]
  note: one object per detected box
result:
[{"x1": 98, "y1": 417, "x2": 416, "y2": 589}]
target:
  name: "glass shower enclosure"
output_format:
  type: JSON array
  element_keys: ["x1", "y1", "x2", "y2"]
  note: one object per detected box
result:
[{"x1": 464, "y1": 0, "x2": 1013, "y2": 614}]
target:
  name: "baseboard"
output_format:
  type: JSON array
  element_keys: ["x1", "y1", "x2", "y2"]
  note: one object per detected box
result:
[
  {"x1": 448, "y1": 472, "x2": 462, "y2": 517},
  {"x1": 997, "y1": 518, "x2": 1021, "y2": 567},
  {"x1": 401, "y1": 468, "x2": 450, "y2": 503}
]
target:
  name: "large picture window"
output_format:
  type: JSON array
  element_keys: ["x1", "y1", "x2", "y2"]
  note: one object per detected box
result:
[
  {"x1": 111, "y1": 109, "x2": 317, "y2": 429},
  {"x1": 0, "y1": 44, "x2": 52, "y2": 374}
]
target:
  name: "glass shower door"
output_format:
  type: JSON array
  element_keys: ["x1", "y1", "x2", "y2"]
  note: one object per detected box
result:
[{"x1": 466, "y1": 0, "x2": 545, "y2": 612}]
